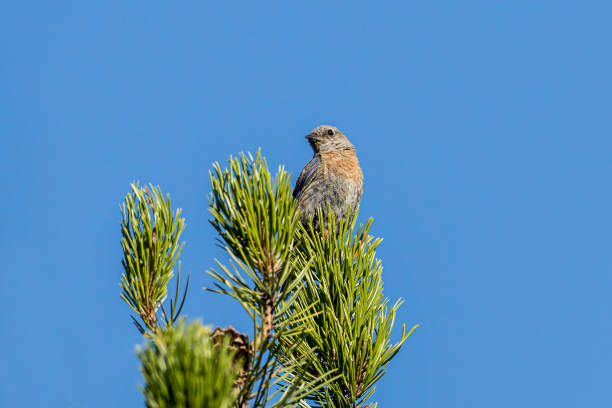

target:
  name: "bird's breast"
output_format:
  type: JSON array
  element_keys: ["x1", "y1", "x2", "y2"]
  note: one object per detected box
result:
[{"x1": 320, "y1": 150, "x2": 363, "y2": 188}]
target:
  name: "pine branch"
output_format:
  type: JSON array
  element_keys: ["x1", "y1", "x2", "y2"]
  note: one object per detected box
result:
[
  {"x1": 119, "y1": 183, "x2": 188, "y2": 332},
  {"x1": 137, "y1": 320, "x2": 239, "y2": 408},
  {"x1": 206, "y1": 151, "x2": 336, "y2": 407},
  {"x1": 278, "y1": 208, "x2": 418, "y2": 408}
]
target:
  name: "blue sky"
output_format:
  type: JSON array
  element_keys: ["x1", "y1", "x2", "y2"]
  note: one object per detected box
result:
[{"x1": 1, "y1": 1, "x2": 611, "y2": 407}]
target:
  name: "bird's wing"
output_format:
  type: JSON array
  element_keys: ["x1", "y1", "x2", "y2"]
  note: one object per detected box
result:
[{"x1": 293, "y1": 155, "x2": 321, "y2": 200}]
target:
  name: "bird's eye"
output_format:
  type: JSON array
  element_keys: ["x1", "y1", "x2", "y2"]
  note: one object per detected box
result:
[{"x1": 327, "y1": 129, "x2": 334, "y2": 136}]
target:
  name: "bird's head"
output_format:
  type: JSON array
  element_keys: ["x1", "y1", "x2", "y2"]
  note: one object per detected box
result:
[{"x1": 305, "y1": 125, "x2": 355, "y2": 154}]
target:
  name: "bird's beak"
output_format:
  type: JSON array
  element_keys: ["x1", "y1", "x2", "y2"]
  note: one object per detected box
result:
[{"x1": 305, "y1": 133, "x2": 313, "y2": 141}]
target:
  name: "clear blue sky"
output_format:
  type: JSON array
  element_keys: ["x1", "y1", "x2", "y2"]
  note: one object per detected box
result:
[{"x1": 1, "y1": 1, "x2": 611, "y2": 407}]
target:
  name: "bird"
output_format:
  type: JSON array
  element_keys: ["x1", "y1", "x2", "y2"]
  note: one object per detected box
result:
[{"x1": 293, "y1": 125, "x2": 363, "y2": 234}]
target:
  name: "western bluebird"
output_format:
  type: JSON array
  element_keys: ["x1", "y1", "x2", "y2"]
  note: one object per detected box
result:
[{"x1": 293, "y1": 125, "x2": 363, "y2": 232}]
